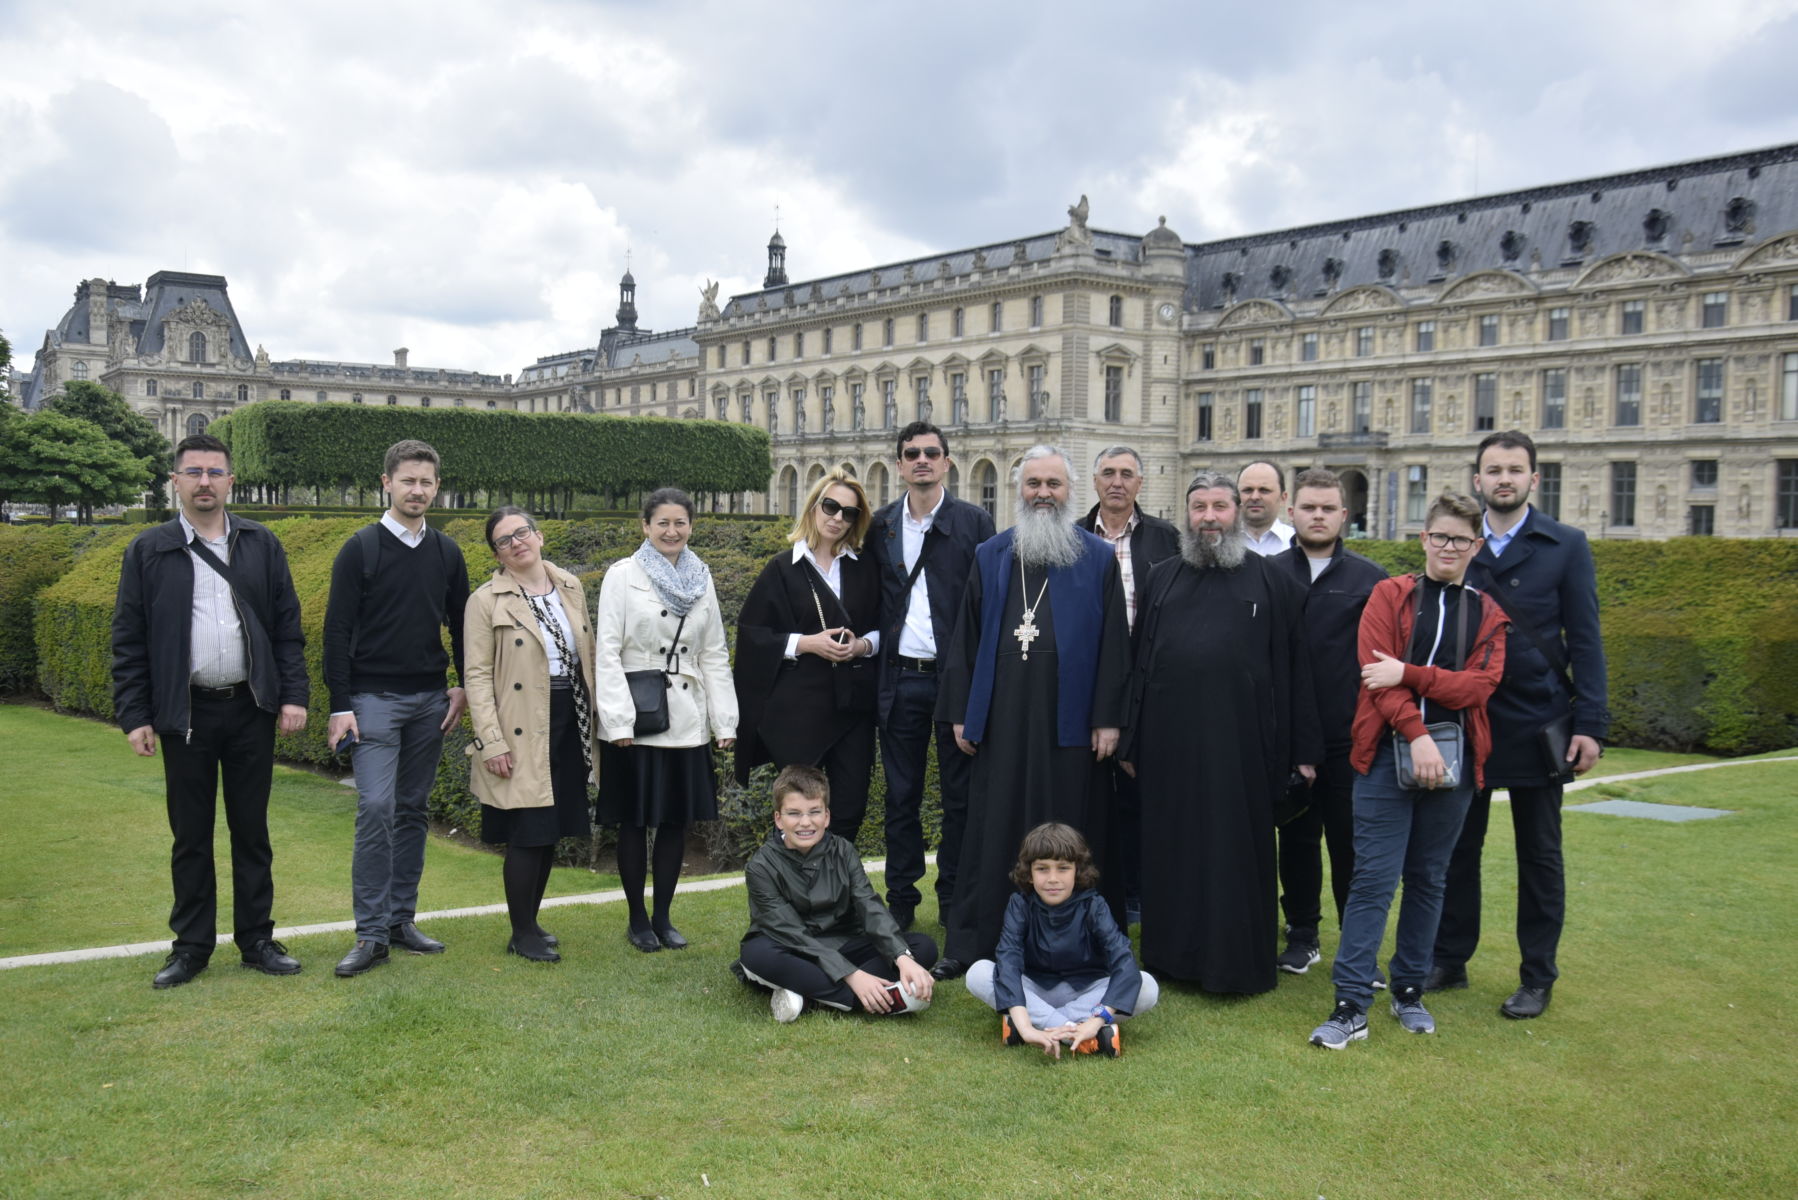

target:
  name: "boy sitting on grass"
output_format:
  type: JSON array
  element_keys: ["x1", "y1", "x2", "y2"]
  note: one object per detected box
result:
[
  {"x1": 735, "y1": 765, "x2": 939, "y2": 1022},
  {"x1": 965, "y1": 822, "x2": 1157, "y2": 1058}
]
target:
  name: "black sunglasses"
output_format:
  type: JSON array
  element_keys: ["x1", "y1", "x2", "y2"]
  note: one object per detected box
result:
[
  {"x1": 818, "y1": 497, "x2": 862, "y2": 522},
  {"x1": 901, "y1": 446, "x2": 944, "y2": 461}
]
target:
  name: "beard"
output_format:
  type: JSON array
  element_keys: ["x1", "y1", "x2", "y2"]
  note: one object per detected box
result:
[
  {"x1": 1013, "y1": 495, "x2": 1083, "y2": 568},
  {"x1": 1481, "y1": 484, "x2": 1531, "y2": 516},
  {"x1": 1180, "y1": 520, "x2": 1248, "y2": 571}
]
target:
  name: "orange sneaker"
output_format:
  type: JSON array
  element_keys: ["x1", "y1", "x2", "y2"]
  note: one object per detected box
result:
[
  {"x1": 1073, "y1": 1024, "x2": 1123, "y2": 1057},
  {"x1": 1001, "y1": 1015, "x2": 1025, "y2": 1046}
]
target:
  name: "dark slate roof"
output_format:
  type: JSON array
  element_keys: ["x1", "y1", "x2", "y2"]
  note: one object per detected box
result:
[
  {"x1": 719, "y1": 228, "x2": 1145, "y2": 320},
  {"x1": 269, "y1": 359, "x2": 505, "y2": 387},
  {"x1": 49, "y1": 280, "x2": 142, "y2": 348},
  {"x1": 598, "y1": 325, "x2": 698, "y2": 368},
  {"x1": 133, "y1": 272, "x2": 254, "y2": 360},
  {"x1": 1183, "y1": 143, "x2": 1798, "y2": 310}
]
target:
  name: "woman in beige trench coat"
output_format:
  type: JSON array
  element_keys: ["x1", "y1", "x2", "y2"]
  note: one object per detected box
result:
[{"x1": 464, "y1": 506, "x2": 597, "y2": 963}]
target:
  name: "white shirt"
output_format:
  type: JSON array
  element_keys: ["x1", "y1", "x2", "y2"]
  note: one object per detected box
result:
[
  {"x1": 896, "y1": 487, "x2": 946, "y2": 660},
  {"x1": 1245, "y1": 518, "x2": 1295, "y2": 557},
  {"x1": 783, "y1": 542, "x2": 881, "y2": 660},
  {"x1": 1482, "y1": 506, "x2": 1531, "y2": 559},
  {"x1": 522, "y1": 587, "x2": 576, "y2": 677},
  {"x1": 381, "y1": 511, "x2": 427, "y2": 547},
  {"x1": 1306, "y1": 553, "x2": 1331, "y2": 582},
  {"x1": 180, "y1": 511, "x2": 248, "y2": 687}
]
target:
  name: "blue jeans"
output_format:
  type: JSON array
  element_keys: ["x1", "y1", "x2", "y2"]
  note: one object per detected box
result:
[
  {"x1": 350, "y1": 690, "x2": 450, "y2": 941},
  {"x1": 1331, "y1": 740, "x2": 1473, "y2": 1009}
]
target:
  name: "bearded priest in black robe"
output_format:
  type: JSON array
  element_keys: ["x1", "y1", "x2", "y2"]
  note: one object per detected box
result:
[
  {"x1": 1124, "y1": 470, "x2": 1323, "y2": 995},
  {"x1": 932, "y1": 446, "x2": 1132, "y2": 979}
]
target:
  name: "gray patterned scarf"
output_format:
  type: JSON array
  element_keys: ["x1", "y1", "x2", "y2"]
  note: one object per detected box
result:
[{"x1": 633, "y1": 540, "x2": 711, "y2": 616}]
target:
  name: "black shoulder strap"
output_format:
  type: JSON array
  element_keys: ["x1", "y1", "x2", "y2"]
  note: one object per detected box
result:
[{"x1": 187, "y1": 533, "x2": 254, "y2": 612}]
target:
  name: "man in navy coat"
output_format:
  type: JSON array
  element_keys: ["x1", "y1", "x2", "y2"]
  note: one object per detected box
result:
[
  {"x1": 868, "y1": 421, "x2": 995, "y2": 932},
  {"x1": 1429, "y1": 431, "x2": 1609, "y2": 1019}
]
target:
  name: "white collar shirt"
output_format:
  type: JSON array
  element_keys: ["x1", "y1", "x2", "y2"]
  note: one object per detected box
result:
[
  {"x1": 896, "y1": 488, "x2": 946, "y2": 660},
  {"x1": 180, "y1": 511, "x2": 247, "y2": 687},
  {"x1": 785, "y1": 542, "x2": 878, "y2": 659},
  {"x1": 1245, "y1": 518, "x2": 1295, "y2": 557},
  {"x1": 381, "y1": 511, "x2": 428, "y2": 548}
]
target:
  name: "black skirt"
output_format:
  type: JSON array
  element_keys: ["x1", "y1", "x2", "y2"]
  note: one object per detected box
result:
[
  {"x1": 596, "y1": 740, "x2": 718, "y2": 827},
  {"x1": 481, "y1": 684, "x2": 594, "y2": 847}
]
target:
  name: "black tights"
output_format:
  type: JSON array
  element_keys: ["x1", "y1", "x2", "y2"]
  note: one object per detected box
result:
[
  {"x1": 615, "y1": 822, "x2": 686, "y2": 932},
  {"x1": 502, "y1": 844, "x2": 556, "y2": 939}
]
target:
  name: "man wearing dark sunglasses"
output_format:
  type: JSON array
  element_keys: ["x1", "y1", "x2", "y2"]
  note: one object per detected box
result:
[{"x1": 867, "y1": 422, "x2": 994, "y2": 935}]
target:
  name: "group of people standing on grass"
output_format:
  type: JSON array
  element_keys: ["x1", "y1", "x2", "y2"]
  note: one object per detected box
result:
[{"x1": 113, "y1": 423, "x2": 1606, "y2": 1055}]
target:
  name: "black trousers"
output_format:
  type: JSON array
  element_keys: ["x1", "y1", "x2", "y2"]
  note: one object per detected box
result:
[
  {"x1": 738, "y1": 931, "x2": 939, "y2": 1011},
  {"x1": 1277, "y1": 753, "x2": 1356, "y2": 936},
  {"x1": 877, "y1": 667, "x2": 974, "y2": 914},
  {"x1": 817, "y1": 716, "x2": 877, "y2": 850},
  {"x1": 1111, "y1": 761, "x2": 1142, "y2": 912},
  {"x1": 1433, "y1": 782, "x2": 1566, "y2": 990},
  {"x1": 160, "y1": 689, "x2": 278, "y2": 960}
]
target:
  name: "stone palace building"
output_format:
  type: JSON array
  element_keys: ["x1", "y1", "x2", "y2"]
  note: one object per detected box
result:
[{"x1": 18, "y1": 143, "x2": 1798, "y2": 538}]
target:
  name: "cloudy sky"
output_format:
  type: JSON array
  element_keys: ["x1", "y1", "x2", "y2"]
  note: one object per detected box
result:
[{"x1": 5, "y1": 0, "x2": 1798, "y2": 379}]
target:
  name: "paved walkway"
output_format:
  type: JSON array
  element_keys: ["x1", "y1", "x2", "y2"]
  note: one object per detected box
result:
[{"x1": 6, "y1": 754, "x2": 1794, "y2": 972}]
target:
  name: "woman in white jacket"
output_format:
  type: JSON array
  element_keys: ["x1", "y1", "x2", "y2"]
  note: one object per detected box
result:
[{"x1": 594, "y1": 488, "x2": 737, "y2": 952}]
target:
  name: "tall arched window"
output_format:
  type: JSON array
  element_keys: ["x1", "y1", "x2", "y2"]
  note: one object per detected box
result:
[
  {"x1": 782, "y1": 466, "x2": 800, "y2": 515},
  {"x1": 192, "y1": 382, "x2": 204, "y2": 400},
  {"x1": 186, "y1": 413, "x2": 209, "y2": 437},
  {"x1": 421, "y1": 396, "x2": 432, "y2": 408},
  {"x1": 946, "y1": 463, "x2": 961, "y2": 499},
  {"x1": 279, "y1": 388, "x2": 291, "y2": 400},
  {"x1": 188, "y1": 332, "x2": 207, "y2": 363},
  {"x1": 1108, "y1": 295, "x2": 1124, "y2": 327},
  {"x1": 236, "y1": 384, "x2": 249, "y2": 403},
  {"x1": 146, "y1": 379, "x2": 158, "y2": 397},
  {"x1": 72, "y1": 360, "x2": 89, "y2": 380}
]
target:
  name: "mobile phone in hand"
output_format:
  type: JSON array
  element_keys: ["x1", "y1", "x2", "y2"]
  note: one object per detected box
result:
[{"x1": 336, "y1": 731, "x2": 358, "y2": 755}]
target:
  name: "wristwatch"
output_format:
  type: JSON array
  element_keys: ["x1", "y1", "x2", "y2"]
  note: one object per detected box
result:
[{"x1": 1090, "y1": 1004, "x2": 1114, "y2": 1024}]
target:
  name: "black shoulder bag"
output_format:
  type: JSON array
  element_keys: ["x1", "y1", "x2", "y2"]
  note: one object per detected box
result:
[
  {"x1": 805, "y1": 561, "x2": 876, "y2": 714},
  {"x1": 625, "y1": 611, "x2": 687, "y2": 736}
]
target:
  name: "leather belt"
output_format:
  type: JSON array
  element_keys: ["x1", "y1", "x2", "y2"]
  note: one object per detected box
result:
[
  {"x1": 895, "y1": 655, "x2": 936, "y2": 674},
  {"x1": 191, "y1": 683, "x2": 246, "y2": 700},
  {"x1": 549, "y1": 676, "x2": 574, "y2": 690}
]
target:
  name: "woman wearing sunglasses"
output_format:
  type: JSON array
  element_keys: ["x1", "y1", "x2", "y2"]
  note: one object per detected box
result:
[
  {"x1": 734, "y1": 469, "x2": 882, "y2": 850},
  {"x1": 462, "y1": 507, "x2": 595, "y2": 963}
]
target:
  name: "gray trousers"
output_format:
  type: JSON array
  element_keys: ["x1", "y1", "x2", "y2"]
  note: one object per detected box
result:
[
  {"x1": 350, "y1": 690, "x2": 449, "y2": 941},
  {"x1": 965, "y1": 959, "x2": 1159, "y2": 1026}
]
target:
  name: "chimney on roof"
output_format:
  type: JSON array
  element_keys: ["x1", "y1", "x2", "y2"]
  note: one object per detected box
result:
[{"x1": 394, "y1": 348, "x2": 409, "y2": 368}]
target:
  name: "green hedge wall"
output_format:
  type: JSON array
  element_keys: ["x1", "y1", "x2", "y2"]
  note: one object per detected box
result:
[
  {"x1": 208, "y1": 401, "x2": 772, "y2": 496},
  {"x1": 15, "y1": 523, "x2": 1798, "y2": 863}
]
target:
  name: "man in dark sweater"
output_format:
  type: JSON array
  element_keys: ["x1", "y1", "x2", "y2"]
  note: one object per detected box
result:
[
  {"x1": 325, "y1": 440, "x2": 469, "y2": 977},
  {"x1": 1268, "y1": 468, "x2": 1387, "y2": 975}
]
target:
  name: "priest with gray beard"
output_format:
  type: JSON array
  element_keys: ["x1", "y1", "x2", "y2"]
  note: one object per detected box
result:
[
  {"x1": 1122, "y1": 471, "x2": 1323, "y2": 995},
  {"x1": 931, "y1": 446, "x2": 1132, "y2": 978}
]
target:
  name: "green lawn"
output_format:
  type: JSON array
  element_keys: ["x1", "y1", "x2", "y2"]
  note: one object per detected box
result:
[
  {"x1": 0, "y1": 704, "x2": 618, "y2": 958},
  {"x1": 2, "y1": 703, "x2": 1795, "y2": 1198}
]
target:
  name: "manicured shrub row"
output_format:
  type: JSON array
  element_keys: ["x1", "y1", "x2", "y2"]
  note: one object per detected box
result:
[{"x1": 209, "y1": 402, "x2": 772, "y2": 497}]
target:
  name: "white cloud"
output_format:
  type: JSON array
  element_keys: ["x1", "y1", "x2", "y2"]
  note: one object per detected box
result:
[{"x1": 3, "y1": 0, "x2": 1798, "y2": 377}]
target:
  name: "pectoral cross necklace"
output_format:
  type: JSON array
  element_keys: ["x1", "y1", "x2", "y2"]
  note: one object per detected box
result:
[{"x1": 1013, "y1": 557, "x2": 1051, "y2": 660}]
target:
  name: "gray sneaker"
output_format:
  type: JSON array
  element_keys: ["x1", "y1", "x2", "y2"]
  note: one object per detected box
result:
[
  {"x1": 1309, "y1": 1002, "x2": 1368, "y2": 1049},
  {"x1": 1390, "y1": 985, "x2": 1436, "y2": 1034},
  {"x1": 770, "y1": 987, "x2": 805, "y2": 1024}
]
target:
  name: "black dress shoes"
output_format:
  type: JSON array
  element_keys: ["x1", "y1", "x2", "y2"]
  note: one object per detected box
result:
[
  {"x1": 152, "y1": 952, "x2": 206, "y2": 989},
  {"x1": 1423, "y1": 963, "x2": 1469, "y2": 992},
  {"x1": 241, "y1": 939, "x2": 302, "y2": 975},
  {"x1": 534, "y1": 926, "x2": 559, "y2": 948},
  {"x1": 654, "y1": 924, "x2": 689, "y2": 950},
  {"x1": 1501, "y1": 985, "x2": 1552, "y2": 1019},
  {"x1": 334, "y1": 939, "x2": 390, "y2": 977},
  {"x1": 507, "y1": 934, "x2": 561, "y2": 963},
  {"x1": 627, "y1": 926, "x2": 663, "y2": 953},
  {"x1": 929, "y1": 957, "x2": 968, "y2": 981},
  {"x1": 391, "y1": 922, "x2": 446, "y2": 954}
]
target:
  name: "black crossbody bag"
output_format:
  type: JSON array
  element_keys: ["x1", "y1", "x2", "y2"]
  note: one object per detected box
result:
[
  {"x1": 1478, "y1": 585, "x2": 1581, "y2": 783},
  {"x1": 625, "y1": 612, "x2": 687, "y2": 736}
]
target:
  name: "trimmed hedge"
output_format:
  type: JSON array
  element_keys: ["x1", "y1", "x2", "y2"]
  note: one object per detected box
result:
[
  {"x1": 17, "y1": 523, "x2": 1797, "y2": 863},
  {"x1": 209, "y1": 401, "x2": 772, "y2": 496}
]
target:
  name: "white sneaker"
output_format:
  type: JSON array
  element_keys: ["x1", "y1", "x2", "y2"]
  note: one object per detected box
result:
[
  {"x1": 770, "y1": 987, "x2": 805, "y2": 1023},
  {"x1": 885, "y1": 981, "x2": 930, "y2": 1015}
]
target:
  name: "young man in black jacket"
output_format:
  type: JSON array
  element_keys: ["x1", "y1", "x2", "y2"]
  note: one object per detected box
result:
[
  {"x1": 324, "y1": 440, "x2": 469, "y2": 977},
  {"x1": 867, "y1": 422, "x2": 994, "y2": 938},
  {"x1": 1268, "y1": 468, "x2": 1387, "y2": 975},
  {"x1": 112, "y1": 434, "x2": 310, "y2": 989}
]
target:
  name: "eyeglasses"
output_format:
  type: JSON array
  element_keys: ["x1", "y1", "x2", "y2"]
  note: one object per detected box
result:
[
  {"x1": 900, "y1": 446, "x2": 944, "y2": 461},
  {"x1": 1424, "y1": 532, "x2": 1478, "y2": 551},
  {"x1": 492, "y1": 526, "x2": 537, "y2": 551},
  {"x1": 818, "y1": 497, "x2": 862, "y2": 522},
  {"x1": 176, "y1": 468, "x2": 229, "y2": 479}
]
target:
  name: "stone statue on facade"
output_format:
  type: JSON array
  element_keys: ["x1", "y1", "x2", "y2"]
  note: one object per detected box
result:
[
  {"x1": 698, "y1": 280, "x2": 720, "y2": 322},
  {"x1": 1057, "y1": 195, "x2": 1093, "y2": 249}
]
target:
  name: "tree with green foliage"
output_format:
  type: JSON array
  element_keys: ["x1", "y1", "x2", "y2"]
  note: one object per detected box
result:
[
  {"x1": 0, "y1": 411, "x2": 154, "y2": 524},
  {"x1": 45, "y1": 380, "x2": 170, "y2": 522},
  {"x1": 0, "y1": 328, "x2": 13, "y2": 404}
]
